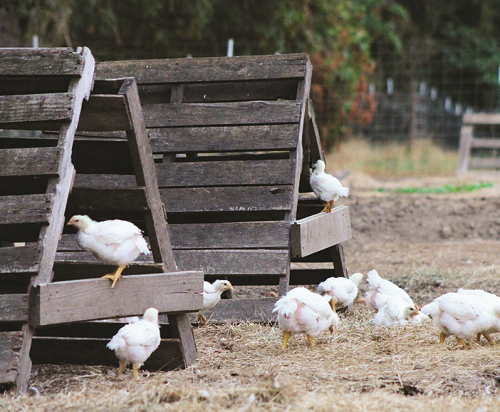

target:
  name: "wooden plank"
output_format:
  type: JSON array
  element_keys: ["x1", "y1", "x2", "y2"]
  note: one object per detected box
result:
[
  {"x1": 73, "y1": 174, "x2": 137, "y2": 188},
  {"x1": 468, "y1": 157, "x2": 500, "y2": 169},
  {"x1": 0, "y1": 48, "x2": 83, "y2": 76},
  {"x1": 0, "y1": 147, "x2": 61, "y2": 177},
  {"x1": 0, "y1": 93, "x2": 73, "y2": 126},
  {"x1": 97, "y1": 53, "x2": 308, "y2": 84},
  {"x1": 156, "y1": 159, "x2": 295, "y2": 187},
  {"x1": 0, "y1": 294, "x2": 29, "y2": 322},
  {"x1": 174, "y1": 249, "x2": 288, "y2": 275},
  {"x1": 0, "y1": 331, "x2": 23, "y2": 385},
  {"x1": 168, "y1": 314, "x2": 196, "y2": 366},
  {"x1": 160, "y1": 186, "x2": 293, "y2": 213},
  {"x1": 203, "y1": 297, "x2": 278, "y2": 323},
  {"x1": 30, "y1": 337, "x2": 186, "y2": 370},
  {"x1": 470, "y1": 138, "x2": 500, "y2": 149},
  {"x1": 149, "y1": 124, "x2": 299, "y2": 153},
  {"x1": 77, "y1": 94, "x2": 131, "y2": 131},
  {"x1": 457, "y1": 125, "x2": 473, "y2": 174},
  {"x1": 290, "y1": 206, "x2": 352, "y2": 258},
  {"x1": 169, "y1": 221, "x2": 289, "y2": 249},
  {"x1": 67, "y1": 187, "x2": 148, "y2": 212},
  {"x1": 462, "y1": 113, "x2": 500, "y2": 125},
  {"x1": 0, "y1": 194, "x2": 52, "y2": 224},
  {"x1": 0, "y1": 246, "x2": 40, "y2": 275},
  {"x1": 143, "y1": 101, "x2": 301, "y2": 128},
  {"x1": 29, "y1": 272, "x2": 204, "y2": 327}
]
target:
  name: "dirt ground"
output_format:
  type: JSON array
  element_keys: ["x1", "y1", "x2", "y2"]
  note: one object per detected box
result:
[{"x1": 2, "y1": 171, "x2": 500, "y2": 411}]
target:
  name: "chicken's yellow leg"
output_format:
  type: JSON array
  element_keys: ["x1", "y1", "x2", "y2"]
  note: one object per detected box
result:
[
  {"x1": 306, "y1": 334, "x2": 315, "y2": 347},
  {"x1": 117, "y1": 359, "x2": 126, "y2": 377},
  {"x1": 455, "y1": 336, "x2": 468, "y2": 349},
  {"x1": 482, "y1": 333, "x2": 495, "y2": 346},
  {"x1": 282, "y1": 331, "x2": 291, "y2": 349},
  {"x1": 328, "y1": 200, "x2": 334, "y2": 213},
  {"x1": 476, "y1": 332, "x2": 482, "y2": 343},
  {"x1": 197, "y1": 312, "x2": 208, "y2": 327},
  {"x1": 329, "y1": 299, "x2": 336, "y2": 313},
  {"x1": 320, "y1": 202, "x2": 329, "y2": 213},
  {"x1": 101, "y1": 264, "x2": 126, "y2": 288},
  {"x1": 132, "y1": 363, "x2": 140, "y2": 381},
  {"x1": 439, "y1": 332, "x2": 446, "y2": 344}
]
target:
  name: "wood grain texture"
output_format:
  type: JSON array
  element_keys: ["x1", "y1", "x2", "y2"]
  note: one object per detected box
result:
[
  {"x1": 202, "y1": 297, "x2": 278, "y2": 323},
  {"x1": 30, "y1": 337, "x2": 186, "y2": 370},
  {"x1": 0, "y1": 331, "x2": 23, "y2": 385},
  {"x1": 160, "y1": 186, "x2": 293, "y2": 213},
  {"x1": 169, "y1": 221, "x2": 289, "y2": 249},
  {"x1": 0, "y1": 147, "x2": 61, "y2": 177},
  {"x1": 97, "y1": 53, "x2": 308, "y2": 84},
  {"x1": 0, "y1": 294, "x2": 29, "y2": 322},
  {"x1": 0, "y1": 245, "x2": 40, "y2": 274},
  {"x1": 29, "y1": 272, "x2": 204, "y2": 326},
  {"x1": 0, "y1": 194, "x2": 52, "y2": 224},
  {"x1": 457, "y1": 125, "x2": 473, "y2": 175},
  {"x1": 290, "y1": 206, "x2": 352, "y2": 258},
  {"x1": 143, "y1": 101, "x2": 301, "y2": 128},
  {"x1": 0, "y1": 93, "x2": 73, "y2": 125},
  {"x1": 149, "y1": 124, "x2": 299, "y2": 153},
  {"x1": 0, "y1": 48, "x2": 83, "y2": 76},
  {"x1": 462, "y1": 113, "x2": 500, "y2": 125},
  {"x1": 156, "y1": 158, "x2": 295, "y2": 188}
]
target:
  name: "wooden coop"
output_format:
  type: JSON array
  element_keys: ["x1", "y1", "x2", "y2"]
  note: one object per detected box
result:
[
  {"x1": 457, "y1": 113, "x2": 500, "y2": 174},
  {"x1": 97, "y1": 53, "x2": 352, "y2": 322},
  {"x1": 0, "y1": 47, "x2": 203, "y2": 394}
]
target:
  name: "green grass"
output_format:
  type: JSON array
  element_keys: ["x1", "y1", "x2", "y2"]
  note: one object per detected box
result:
[{"x1": 376, "y1": 182, "x2": 493, "y2": 194}]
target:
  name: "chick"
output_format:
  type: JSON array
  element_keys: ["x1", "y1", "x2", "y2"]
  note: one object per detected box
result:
[
  {"x1": 198, "y1": 280, "x2": 233, "y2": 326},
  {"x1": 107, "y1": 308, "x2": 161, "y2": 380},
  {"x1": 309, "y1": 160, "x2": 349, "y2": 213},
  {"x1": 317, "y1": 272, "x2": 363, "y2": 312},
  {"x1": 372, "y1": 295, "x2": 420, "y2": 326},
  {"x1": 67, "y1": 215, "x2": 151, "y2": 288}
]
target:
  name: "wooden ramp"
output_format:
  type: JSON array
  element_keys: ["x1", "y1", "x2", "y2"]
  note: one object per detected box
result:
[
  {"x1": 0, "y1": 48, "x2": 203, "y2": 393},
  {"x1": 457, "y1": 113, "x2": 500, "y2": 174},
  {"x1": 96, "y1": 53, "x2": 352, "y2": 322}
]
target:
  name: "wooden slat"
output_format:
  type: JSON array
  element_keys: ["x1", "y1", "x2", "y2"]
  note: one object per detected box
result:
[
  {"x1": 468, "y1": 157, "x2": 500, "y2": 169},
  {"x1": 290, "y1": 206, "x2": 352, "y2": 258},
  {"x1": 149, "y1": 124, "x2": 299, "y2": 153},
  {"x1": 97, "y1": 53, "x2": 308, "y2": 84},
  {"x1": 462, "y1": 113, "x2": 500, "y2": 125},
  {"x1": 73, "y1": 174, "x2": 137, "y2": 188},
  {"x1": 0, "y1": 48, "x2": 83, "y2": 76},
  {"x1": 0, "y1": 246, "x2": 40, "y2": 275},
  {"x1": 174, "y1": 249, "x2": 288, "y2": 275},
  {"x1": 77, "y1": 95, "x2": 131, "y2": 131},
  {"x1": 143, "y1": 101, "x2": 301, "y2": 128},
  {"x1": 67, "y1": 187, "x2": 148, "y2": 212},
  {"x1": 0, "y1": 194, "x2": 52, "y2": 224},
  {"x1": 457, "y1": 125, "x2": 473, "y2": 174},
  {"x1": 170, "y1": 221, "x2": 289, "y2": 249},
  {"x1": 0, "y1": 294, "x2": 29, "y2": 322},
  {"x1": 156, "y1": 159, "x2": 295, "y2": 187},
  {"x1": 470, "y1": 138, "x2": 500, "y2": 149},
  {"x1": 0, "y1": 93, "x2": 73, "y2": 125},
  {"x1": 0, "y1": 331, "x2": 23, "y2": 385},
  {"x1": 161, "y1": 186, "x2": 293, "y2": 213},
  {"x1": 29, "y1": 272, "x2": 204, "y2": 327},
  {"x1": 30, "y1": 337, "x2": 186, "y2": 370},
  {"x1": 202, "y1": 297, "x2": 278, "y2": 323},
  {"x1": 0, "y1": 147, "x2": 61, "y2": 177}
]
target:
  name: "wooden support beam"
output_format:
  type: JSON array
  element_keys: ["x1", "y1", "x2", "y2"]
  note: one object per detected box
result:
[
  {"x1": 29, "y1": 272, "x2": 203, "y2": 327},
  {"x1": 0, "y1": 331, "x2": 23, "y2": 386}
]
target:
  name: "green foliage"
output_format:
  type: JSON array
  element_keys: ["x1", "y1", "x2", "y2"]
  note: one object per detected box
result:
[{"x1": 376, "y1": 182, "x2": 494, "y2": 194}]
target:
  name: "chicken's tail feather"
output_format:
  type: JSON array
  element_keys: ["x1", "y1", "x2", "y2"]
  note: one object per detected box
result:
[
  {"x1": 107, "y1": 335, "x2": 126, "y2": 352},
  {"x1": 273, "y1": 297, "x2": 298, "y2": 317},
  {"x1": 366, "y1": 269, "x2": 382, "y2": 287},
  {"x1": 339, "y1": 187, "x2": 349, "y2": 197},
  {"x1": 136, "y1": 236, "x2": 151, "y2": 255}
]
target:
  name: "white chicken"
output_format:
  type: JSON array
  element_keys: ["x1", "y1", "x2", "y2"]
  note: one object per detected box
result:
[
  {"x1": 107, "y1": 307, "x2": 161, "y2": 380},
  {"x1": 456, "y1": 288, "x2": 500, "y2": 344},
  {"x1": 197, "y1": 280, "x2": 233, "y2": 326},
  {"x1": 421, "y1": 293, "x2": 500, "y2": 348},
  {"x1": 317, "y1": 272, "x2": 363, "y2": 312},
  {"x1": 273, "y1": 287, "x2": 339, "y2": 349},
  {"x1": 365, "y1": 269, "x2": 423, "y2": 324},
  {"x1": 67, "y1": 215, "x2": 151, "y2": 288},
  {"x1": 309, "y1": 159, "x2": 349, "y2": 213},
  {"x1": 372, "y1": 295, "x2": 419, "y2": 326}
]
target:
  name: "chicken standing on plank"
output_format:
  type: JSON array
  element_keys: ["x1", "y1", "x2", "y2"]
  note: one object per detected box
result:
[
  {"x1": 107, "y1": 308, "x2": 161, "y2": 380},
  {"x1": 309, "y1": 159, "x2": 349, "y2": 213},
  {"x1": 67, "y1": 215, "x2": 151, "y2": 288},
  {"x1": 273, "y1": 287, "x2": 339, "y2": 349},
  {"x1": 421, "y1": 292, "x2": 500, "y2": 348},
  {"x1": 198, "y1": 279, "x2": 233, "y2": 326},
  {"x1": 317, "y1": 272, "x2": 363, "y2": 312}
]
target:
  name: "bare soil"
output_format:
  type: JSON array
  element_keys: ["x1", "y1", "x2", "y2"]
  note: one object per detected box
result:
[{"x1": 2, "y1": 171, "x2": 500, "y2": 412}]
